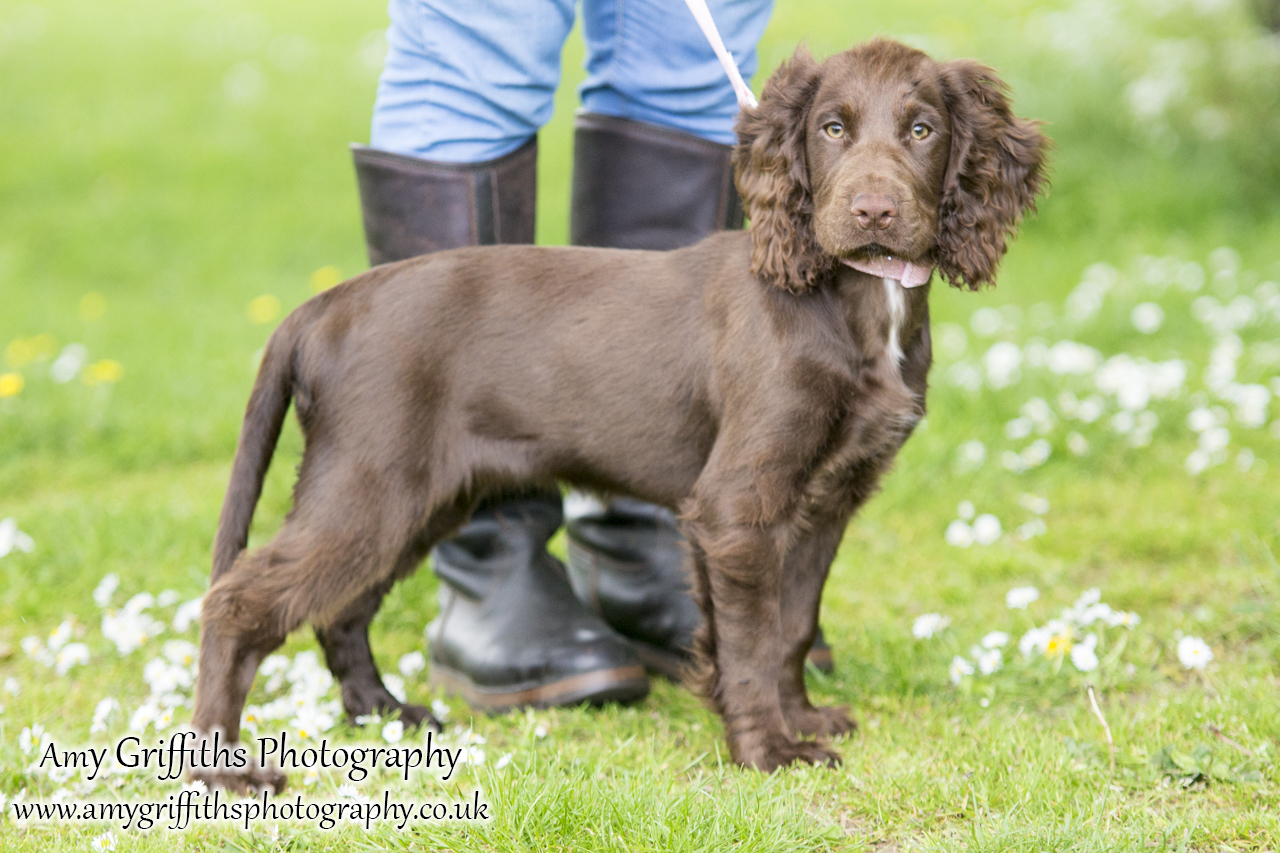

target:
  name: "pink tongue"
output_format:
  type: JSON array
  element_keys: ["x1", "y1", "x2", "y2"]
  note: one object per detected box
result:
[{"x1": 841, "y1": 257, "x2": 933, "y2": 288}]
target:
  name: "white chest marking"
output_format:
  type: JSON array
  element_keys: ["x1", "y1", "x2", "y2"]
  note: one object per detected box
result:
[{"x1": 882, "y1": 277, "x2": 906, "y2": 365}]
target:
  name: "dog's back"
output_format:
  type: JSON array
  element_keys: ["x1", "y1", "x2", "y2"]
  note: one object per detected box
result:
[{"x1": 279, "y1": 234, "x2": 763, "y2": 511}]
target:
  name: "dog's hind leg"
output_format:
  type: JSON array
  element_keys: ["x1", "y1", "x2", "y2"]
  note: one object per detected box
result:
[
  {"x1": 777, "y1": 519, "x2": 856, "y2": 739},
  {"x1": 313, "y1": 499, "x2": 470, "y2": 730},
  {"x1": 315, "y1": 579, "x2": 439, "y2": 730},
  {"x1": 192, "y1": 541, "x2": 300, "y2": 795},
  {"x1": 193, "y1": 497, "x2": 428, "y2": 793}
]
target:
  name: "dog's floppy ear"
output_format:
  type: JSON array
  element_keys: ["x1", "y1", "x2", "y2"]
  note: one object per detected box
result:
[
  {"x1": 934, "y1": 60, "x2": 1049, "y2": 291},
  {"x1": 733, "y1": 47, "x2": 831, "y2": 294}
]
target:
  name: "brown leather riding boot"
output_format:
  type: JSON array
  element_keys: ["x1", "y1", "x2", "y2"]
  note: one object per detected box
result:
[
  {"x1": 350, "y1": 137, "x2": 537, "y2": 264},
  {"x1": 570, "y1": 112, "x2": 743, "y2": 250}
]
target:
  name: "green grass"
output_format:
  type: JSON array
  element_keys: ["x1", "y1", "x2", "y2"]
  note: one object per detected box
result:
[{"x1": 2, "y1": 0, "x2": 1279, "y2": 850}]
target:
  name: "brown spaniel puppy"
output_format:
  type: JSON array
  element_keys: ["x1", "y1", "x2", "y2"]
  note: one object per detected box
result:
[{"x1": 193, "y1": 39, "x2": 1046, "y2": 792}]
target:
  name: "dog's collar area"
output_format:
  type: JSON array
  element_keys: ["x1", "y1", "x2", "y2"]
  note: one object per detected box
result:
[{"x1": 841, "y1": 257, "x2": 933, "y2": 288}]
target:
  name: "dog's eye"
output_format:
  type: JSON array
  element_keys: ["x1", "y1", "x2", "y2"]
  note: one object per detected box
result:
[
  {"x1": 824, "y1": 122, "x2": 844, "y2": 139},
  {"x1": 910, "y1": 123, "x2": 931, "y2": 140}
]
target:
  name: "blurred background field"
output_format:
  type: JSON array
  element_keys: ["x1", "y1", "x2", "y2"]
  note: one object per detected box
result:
[{"x1": 1, "y1": 0, "x2": 1279, "y2": 850}]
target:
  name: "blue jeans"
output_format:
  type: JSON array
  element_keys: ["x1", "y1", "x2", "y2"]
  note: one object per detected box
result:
[{"x1": 370, "y1": 0, "x2": 774, "y2": 162}]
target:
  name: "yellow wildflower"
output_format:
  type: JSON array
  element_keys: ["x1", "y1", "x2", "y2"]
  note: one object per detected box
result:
[
  {"x1": 247, "y1": 295, "x2": 281, "y2": 324},
  {"x1": 30, "y1": 334, "x2": 56, "y2": 359},
  {"x1": 5, "y1": 340, "x2": 33, "y2": 369},
  {"x1": 1045, "y1": 633, "x2": 1073, "y2": 657},
  {"x1": 0, "y1": 372, "x2": 24, "y2": 397},
  {"x1": 82, "y1": 360, "x2": 124, "y2": 386},
  {"x1": 309, "y1": 265, "x2": 342, "y2": 292},
  {"x1": 5, "y1": 335, "x2": 55, "y2": 368}
]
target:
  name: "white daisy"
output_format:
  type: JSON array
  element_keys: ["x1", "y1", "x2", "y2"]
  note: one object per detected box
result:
[
  {"x1": 1176, "y1": 636, "x2": 1213, "y2": 670},
  {"x1": 383, "y1": 674, "x2": 406, "y2": 703},
  {"x1": 89, "y1": 831, "x2": 117, "y2": 851},
  {"x1": 1005, "y1": 586, "x2": 1040, "y2": 610},
  {"x1": 1018, "y1": 494, "x2": 1050, "y2": 515},
  {"x1": 20, "y1": 636, "x2": 53, "y2": 667},
  {"x1": 162, "y1": 640, "x2": 199, "y2": 668},
  {"x1": 949, "y1": 655, "x2": 975, "y2": 685},
  {"x1": 1070, "y1": 634, "x2": 1099, "y2": 672},
  {"x1": 972, "y1": 514, "x2": 1002, "y2": 545},
  {"x1": 50, "y1": 343, "x2": 89, "y2": 383},
  {"x1": 975, "y1": 648, "x2": 1003, "y2": 675},
  {"x1": 0, "y1": 518, "x2": 35, "y2": 558},
  {"x1": 981, "y1": 631, "x2": 1010, "y2": 649},
  {"x1": 1130, "y1": 302, "x2": 1164, "y2": 334},
  {"x1": 398, "y1": 651, "x2": 426, "y2": 678},
  {"x1": 92, "y1": 574, "x2": 120, "y2": 609},
  {"x1": 172, "y1": 597, "x2": 203, "y2": 632},
  {"x1": 1017, "y1": 518, "x2": 1047, "y2": 541},
  {"x1": 945, "y1": 520, "x2": 974, "y2": 548},
  {"x1": 19, "y1": 724, "x2": 46, "y2": 756},
  {"x1": 912, "y1": 613, "x2": 950, "y2": 640},
  {"x1": 1066, "y1": 432, "x2": 1090, "y2": 457},
  {"x1": 54, "y1": 642, "x2": 91, "y2": 676},
  {"x1": 1018, "y1": 626, "x2": 1052, "y2": 657}
]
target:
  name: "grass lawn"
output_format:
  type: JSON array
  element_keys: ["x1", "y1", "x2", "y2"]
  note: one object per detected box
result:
[{"x1": 2, "y1": 0, "x2": 1279, "y2": 849}]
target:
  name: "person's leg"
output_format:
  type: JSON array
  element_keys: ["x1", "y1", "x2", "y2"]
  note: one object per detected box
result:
[
  {"x1": 578, "y1": 0, "x2": 773, "y2": 144},
  {"x1": 352, "y1": 0, "x2": 576, "y2": 263},
  {"x1": 563, "y1": 0, "x2": 834, "y2": 676},
  {"x1": 342, "y1": 0, "x2": 648, "y2": 714},
  {"x1": 371, "y1": 0, "x2": 575, "y2": 163}
]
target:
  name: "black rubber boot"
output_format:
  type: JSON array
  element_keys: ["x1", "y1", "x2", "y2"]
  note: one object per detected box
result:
[
  {"x1": 564, "y1": 498, "x2": 701, "y2": 680},
  {"x1": 427, "y1": 495, "x2": 648, "y2": 711},
  {"x1": 351, "y1": 139, "x2": 649, "y2": 712},
  {"x1": 564, "y1": 114, "x2": 835, "y2": 676}
]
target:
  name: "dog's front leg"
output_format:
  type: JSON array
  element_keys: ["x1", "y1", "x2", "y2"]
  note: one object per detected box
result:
[
  {"x1": 684, "y1": 496, "x2": 841, "y2": 771},
  {"x1": 777, "y1": 519, "x2": 856, "y2": 738}
]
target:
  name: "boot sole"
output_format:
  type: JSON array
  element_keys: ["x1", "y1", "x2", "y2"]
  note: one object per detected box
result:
[
  {"x1": 564, "y1": 541, "x2": 834, "y2": 679},
  {"x1": 629, "y1": 640, "x2": 692, "y2": 683},
  {"x1": 428, "y1": 663, "x2": 649, "y2": 714}
]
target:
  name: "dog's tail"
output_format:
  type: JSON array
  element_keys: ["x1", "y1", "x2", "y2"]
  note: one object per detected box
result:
[{"x1": 210, "y1": 311, "x2": 304, "y2": 583}]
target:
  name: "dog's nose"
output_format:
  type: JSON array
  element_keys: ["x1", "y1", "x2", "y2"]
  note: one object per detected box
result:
[{"x1": 852, "y1": 194, "x2": 897, "y2": 231}]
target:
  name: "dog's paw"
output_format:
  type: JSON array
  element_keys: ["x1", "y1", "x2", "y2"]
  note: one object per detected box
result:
[
  {"x1": 347, "y1": 699, "x2": 441, "y2": 733},
  {"x1": 784, "y1": 704, "x2": 858, "y2": 739},
  {"x1": 341, "y1": 681, "x2": 442, "y2": 732},
  {"x1": 394, "y1": 702, "x2": 443, "y2": 732},
  {"x1": 192, "y1": 763, "x2": 287, "y2": 796},
  {"x1": 735, "y1": 731, "x2": 842, "y2": 772}
]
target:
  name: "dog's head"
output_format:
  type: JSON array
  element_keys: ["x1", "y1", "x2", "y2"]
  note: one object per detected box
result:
[{"x1": 734, "y1": 39, "x2": 1048, "y2": 293}]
